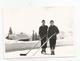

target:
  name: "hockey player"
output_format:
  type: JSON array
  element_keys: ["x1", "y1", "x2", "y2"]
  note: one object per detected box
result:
[
  {"x1": 48, "y1": 20, "x2": 59, "y2": 55},
  {"x1": 39, "y1": 20, "x2": 48, "y2": 54}
]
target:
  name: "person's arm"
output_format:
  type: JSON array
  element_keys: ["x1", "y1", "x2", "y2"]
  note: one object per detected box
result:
[
  {"x1": 55, "y1": 26, "x2": 59, "y2": 34},
  {"x1": 39, "y1": 27, "x2": 43, "y2": 38},
  {"x1": 39, "y1": 27, "x2": 41, "y2": 37},
  {"x1": 47, "y1": 27, "x2": 51, "y2": 38},
  {"x1": 46, "y1": 26, "x2": 48, "y2": 39}
]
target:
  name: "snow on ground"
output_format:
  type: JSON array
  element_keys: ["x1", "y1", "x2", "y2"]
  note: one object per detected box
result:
[
  {"x1": 5, "y1": 35, "x2": 74, "y2": 52},
  {"x1": 5, "y1": 35, "x2": 75, "y2": 58},
  {"x1": 5, "y1": 45, "x2": 75, "y2": 58}
]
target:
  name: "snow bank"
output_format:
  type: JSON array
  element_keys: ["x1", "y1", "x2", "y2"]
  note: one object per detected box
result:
[{"x1": 5, "y1": 35, "x2": 74, "y2": 52}]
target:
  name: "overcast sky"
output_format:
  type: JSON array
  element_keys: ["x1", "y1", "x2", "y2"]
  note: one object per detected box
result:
[{"x1": 3, "y1": 6, "x2": 73, "y2": 36}]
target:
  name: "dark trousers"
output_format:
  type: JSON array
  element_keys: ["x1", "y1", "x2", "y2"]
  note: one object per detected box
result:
[
  {"x1": 41, "y1": 37, "x2": 47, "y2": 50},
  {"x1": 49, "y1": 37, "x2": 56, "y2": 50}
]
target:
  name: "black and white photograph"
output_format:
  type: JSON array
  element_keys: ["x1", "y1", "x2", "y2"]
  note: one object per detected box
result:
[{"x1": 3, "y1": 6, "x2": 75, "y2": 58}]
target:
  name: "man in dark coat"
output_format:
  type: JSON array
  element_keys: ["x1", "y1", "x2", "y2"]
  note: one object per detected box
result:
[
  {"x1": 48, "y1": 20, "x2": 59, "y2": 55},
  {"x1": 39, "y1": 20, "x2": 48, "y2": 54}
]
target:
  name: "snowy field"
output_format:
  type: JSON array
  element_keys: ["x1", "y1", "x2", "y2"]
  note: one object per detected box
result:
[
  {"x1": 5, "y1": 35, "x2": 76, "y2": 58},
  {"x1": 5, "y1": 34, "x2": 74, "y2": 52},
  {"x1": 5, "y1": 45, "x2": 75, "y2": 58}
]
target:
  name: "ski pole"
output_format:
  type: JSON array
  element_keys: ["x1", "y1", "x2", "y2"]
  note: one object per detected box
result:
[{"x1": 32, "y1": 33, "x2": 56, "y2": 56}]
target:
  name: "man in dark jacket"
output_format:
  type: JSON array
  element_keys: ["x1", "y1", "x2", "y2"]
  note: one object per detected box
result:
[
  {"x1": 48, "y1": 20, "x2": 59, "y2": 55},
  {"x1": 39, "y1": 20, "x2": 48, "y2": 54}
]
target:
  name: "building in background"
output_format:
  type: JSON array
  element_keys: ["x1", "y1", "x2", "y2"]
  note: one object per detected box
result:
[{"x1": 6, "y1": 27, "x2": 30, "y2": 41}]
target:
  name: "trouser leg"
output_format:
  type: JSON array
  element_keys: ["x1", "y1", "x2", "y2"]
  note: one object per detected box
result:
[
  {"x1": 41, "y1": 37, "x2": 47, "y2": 53},
  {"x1": 49, "y1": 38, "x2": 56, "y2": 55}
]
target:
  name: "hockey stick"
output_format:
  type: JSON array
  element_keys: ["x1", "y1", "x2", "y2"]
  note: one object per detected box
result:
[
  {"x1": 20, "y1": 34, "x2": 47, "y2": 56},
  {"x1": 32, "y1": 33, "x2": 56, "y2": 56}
]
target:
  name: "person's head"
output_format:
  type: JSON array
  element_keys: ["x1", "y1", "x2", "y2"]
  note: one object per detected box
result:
[
  {"x1": 42, "y1": 20, "x2": 45, "y2": 25},
  {"x1": 50, "y1": 20, "x2": 54, "y2": 26}
]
